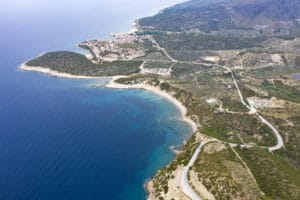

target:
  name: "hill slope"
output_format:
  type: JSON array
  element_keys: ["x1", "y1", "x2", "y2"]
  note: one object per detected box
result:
[{"x1": 139, "y1": 0, "x2": 300, "y2": 35}]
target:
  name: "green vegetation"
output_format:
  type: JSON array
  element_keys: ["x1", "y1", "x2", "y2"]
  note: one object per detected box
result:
[
  {"x1": 239, "y1": 83, "x2": 257, "y2": 99},
  {"x1": 138, "y1": 50, "x2": 171, "y2": 61},
  {"x1": 171, "y1": 63, "x2": 207, "y2": 77},
  {"x1": 116, "y1": 42, "x2": 140, "y2": 49},
  {"x1": 151, "y1": 133, "x2": 199, "y2": 198},
  {"x1": 243, "y1": 65, "x2": 299, "y2": 80},
  {"x1": 114, "y1": 74, "x2": 149, "y2": 85},
  {"x1": 137, "y1": 37, "x2": 173, "y2": 61},
  {"x1": 139, "y1": 3, "x2": 240, "y2": 32},
  {"x1": 201, "y1": 126, "x2": 229, "y2": 140},
  {"x1": 160, "y1": 82, "x2": 171, "y2": 91},
  {"x1": 139, "y1": 0, "x2": 300, "y2": 36},
  {"x1": 236, "y1": 147, "x2": 300, "y2": 200},
  {"x1": 200, "y1": 112, "x2": 277, "y2": 146},
  {"x1": 26, "y1": 51, "x2": 143, "y2": 76},
  {"x1": 143, "y1": 61, "x2": 172, "y2": 69},
  {"x1": 274, "y1": 115, "x2": 300, "y2": 168},
  {"x1": 151, "y1": 33, "x2": 266, "y2": 61},
  {"x1": 23, "y1": 0, "x2": 300, "y2": 197},
  {"x1": 221, "y1": 96, "x2": 249, "y2": 112},
  {"x1": 154, "y1": 33, "x2": 265, "y2": 51},
  {"x1": 193, "y1": 144, "x2": 264, "y2": 200},
  {"x1": 261, "y1": 80, "x2": 300, "y2": 103},
  {"x1": 276, "y1": 125, "x2": 300, "y2": 168}
]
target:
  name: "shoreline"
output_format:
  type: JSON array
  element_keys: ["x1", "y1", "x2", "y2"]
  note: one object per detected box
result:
[
  {"x1": 106, "y1": 77, "x2": 198, "y2": 200},
  {"x1": 19, "y1": 63, "x2": 198, "y2": 199},
  {"x1": 106, "y1": 77, "x2": 198, "y2": 133},
  {"x1": 19, "y1": 63, "x2": 102, "y2": 79},
  {"x1": 19, "y1": 64, "x2": 198, "y2": 133},
  {"x1": 20, "y1": 19, "x2": 198, "y2": 200}
]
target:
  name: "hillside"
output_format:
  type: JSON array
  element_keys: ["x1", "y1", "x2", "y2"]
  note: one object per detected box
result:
[{"x1": 139, "y1": 0, "x2": 300, "y2": 36}]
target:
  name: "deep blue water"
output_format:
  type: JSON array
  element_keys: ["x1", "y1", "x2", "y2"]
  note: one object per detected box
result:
[{"x1": 0, "y1": 0, "x2": 190, "y2": 199}]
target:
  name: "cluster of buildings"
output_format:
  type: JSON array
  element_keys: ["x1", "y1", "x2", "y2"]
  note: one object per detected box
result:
[
  {"x1": 247, "y1": 97, "x2": 278, "y2": 108},
  {"x1": 78, "y1": 32, "x2": 147, "y2": 63}
]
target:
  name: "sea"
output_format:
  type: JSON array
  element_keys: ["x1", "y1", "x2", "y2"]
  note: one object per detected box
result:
[{"x1": 0, "y1": 0, "x2": 191, "y2": 199}]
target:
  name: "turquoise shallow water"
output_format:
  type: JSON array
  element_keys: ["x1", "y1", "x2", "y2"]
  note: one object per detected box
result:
[
  {"x1": 0, "y1": 0, "x2": 191, "y2": 199},
  {"x1": 0, "y1": 76, "x2": 191, "y2": 199}
]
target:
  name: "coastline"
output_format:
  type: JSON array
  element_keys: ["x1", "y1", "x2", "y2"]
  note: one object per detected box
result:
[
  {"x1": 106, "y1": 77, "x2": 198, "y2": 133},
  {"x1": 106, "y1": 76, "x2": 198, "y2": 200},
  {"x1": 14, "y1": 0, "x2": 300, "y2": 199},
  {"x1": 20, "y1": 63, "x2": 199, "y2": 199},
  {"x1": 19, "y1": 64, "x2": 198, "y2": 132},
  {"x1": 20, "y1": 15, "x2": 198, "y2": 199},
  {"x1": 19, "y1": 63, "x2": 101, "y2": 79}
]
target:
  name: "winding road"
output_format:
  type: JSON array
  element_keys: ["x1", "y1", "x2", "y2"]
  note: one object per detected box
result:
[
  {"x1": 223, "y1": 66, "x2": 284, "y2": 151},
  {"x1": 149, "y1": 40, "x2": 284, "y2": 199},
  {"x1": 181, "y1": 139, "x2": 218, "y2": 200},
  {"x1": 256, "y1": 113, "x2": 284, "y2": 151},
  {"x1": 181, "y1": 142, "x2": 205, "y2": 200},
  {"x1": 179, "y1": 65, "x2": 284, "y2": 200}
]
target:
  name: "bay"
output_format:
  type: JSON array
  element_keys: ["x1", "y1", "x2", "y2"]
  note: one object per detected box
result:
[{"x1": 0, "y1": 0, "x2": 190, "y2": 199}]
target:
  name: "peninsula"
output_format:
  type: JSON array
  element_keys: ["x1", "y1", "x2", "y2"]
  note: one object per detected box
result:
[{"x1": 21, "y1": 0, "x2": 300, "y2": 199}]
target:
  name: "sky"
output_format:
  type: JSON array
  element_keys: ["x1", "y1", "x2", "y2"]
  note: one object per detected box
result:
[
  {"x1": 0, "y1": 0, "x2": 187, "y2": 56},
  {"x1": 0, "y1": 0, "x2": 187, "y2": 37},
  {"x1": 0, "y1": 0, "x2": 186, "y2": 14}
]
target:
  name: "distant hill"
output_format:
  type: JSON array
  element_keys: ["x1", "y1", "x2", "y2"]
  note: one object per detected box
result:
[{"x1": 139, "y1": 0, "x2": 300, "y2": 36}]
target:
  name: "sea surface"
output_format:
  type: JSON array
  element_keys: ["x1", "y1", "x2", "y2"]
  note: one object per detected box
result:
[{"x1": 0, "y1": 0, "x2": 190, "y2": 199}]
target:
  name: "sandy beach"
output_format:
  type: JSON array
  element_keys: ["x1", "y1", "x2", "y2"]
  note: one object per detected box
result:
[
  {"x1": 20, "y1": 64, "x2": 199, "y2": 199},
  {"x1": 19, "y1": 65, "x2": 198, "y2": 134},
  {"x1": 19, "y1": 63, "x2": 100, "y2": 79},
  {"x1": 106, "y1": 77, "x2": 198, "y2": 133}
]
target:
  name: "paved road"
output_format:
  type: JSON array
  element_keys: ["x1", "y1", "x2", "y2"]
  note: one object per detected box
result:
[
  {"x1": 256, "y1": 113, "x2": 284, "y2": 151},
  {"x1": 225, "y1": 66, "x2": 284, "y2": 152},
  {"x1": 181, "y1": 142, "x2": 205, "y2": 200},
  {"x1": 181, "y1": 140, "x2": 218, "y2": 200}
]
